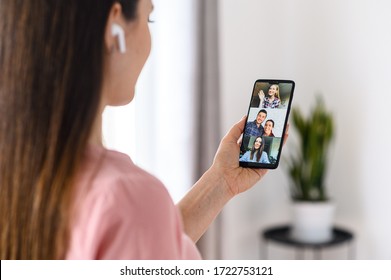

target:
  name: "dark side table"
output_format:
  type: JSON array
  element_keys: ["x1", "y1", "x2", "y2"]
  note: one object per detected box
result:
[{"x1": 262, "y1": 225, "x2": 354, "y2": 259}]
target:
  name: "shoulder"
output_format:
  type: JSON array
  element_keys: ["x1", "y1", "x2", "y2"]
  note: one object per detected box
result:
[
  {"x1": 240, "y1": 151, "x2": 252, "y2": 161},
  {"x1": 261, "y1": 151, "x2": 270, "y2": 163},
  {"x1": 246, "y1": 121, "x2": 257, "y2": 128},
  {"x1": 81, "y1": 146, "x2": 170, "y2": 211},
  {"x1": 67, "y1": 145, "x2": 190, "y2": 259},
  {"x1": 240, "y1": 151, "x2": 249, "y2": 159},
  {"x1": 80, "y1": 145, "x2": 175, "y2": 219}
]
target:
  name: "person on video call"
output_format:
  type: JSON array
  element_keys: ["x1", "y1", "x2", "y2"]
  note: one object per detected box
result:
[
  {"x1": 0, "y1": 0, "x2": 290, "y2": 260},
  {"x1": 244, "y1": 109, "x2": 268, "y2": 137},
  {"x1": 263, "y1": 120, "x2": 275, "y2": 137},
  {"x1": 239, "y1": 136, "x2": 270, "y2": 164},
  {"x1": 258, "y1": 84, "x2": 281, "y2": 109}
]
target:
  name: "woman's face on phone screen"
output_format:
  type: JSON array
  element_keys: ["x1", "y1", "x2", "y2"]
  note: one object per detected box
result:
[
  {"x1": 254, "y1": 137, "x2": 262, "y2": 149},
  {"x1": 268, "y1": 85, "x2": 278, "y2": 97}
]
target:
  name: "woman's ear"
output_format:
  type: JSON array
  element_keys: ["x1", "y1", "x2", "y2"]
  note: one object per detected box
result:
[{"x1": 104, "y1": 3, "x2": 126, "y2": 53}]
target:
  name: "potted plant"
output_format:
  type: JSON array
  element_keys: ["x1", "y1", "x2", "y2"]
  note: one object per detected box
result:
[{"x1": 286, "y1": 96, "x2": 335, "y2": 243}]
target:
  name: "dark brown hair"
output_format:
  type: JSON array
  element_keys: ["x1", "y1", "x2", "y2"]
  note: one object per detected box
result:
[
  {"x1": 250, "y1": 136, "x2": 265, "y2": 162},
  {"x1": 0, "y1": 0, "x2": 138, "y2": 259}
]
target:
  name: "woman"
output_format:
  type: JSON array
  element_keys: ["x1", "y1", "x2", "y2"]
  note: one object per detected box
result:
[
  {"x1": 0, "y1": 0, "x2": 275, "y2": 259},
  {"x1": 239, "y1": 137, "x2": 270, "y2": 164},
  {"x1": 258, "y1": 84, "x2": 281, "y2": 108},
  {"x1": 263, "y1": 120, "x2": 275, "y2": 137}
]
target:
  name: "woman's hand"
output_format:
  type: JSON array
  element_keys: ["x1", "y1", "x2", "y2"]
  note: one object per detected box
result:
[
  {"x1": 178, "y1": 117, "x2": 288, "y2": 242},
  {"x1": 210, "y1": 116, "x2": 268, "y2": 196},
  {"x1": 258, "y1": 90, "x2": 265, "y2": 100}
]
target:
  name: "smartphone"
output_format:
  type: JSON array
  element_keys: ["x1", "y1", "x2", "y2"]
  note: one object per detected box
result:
[{"x1": 239, "y1": 79, "x2": 295, "y2": 169}]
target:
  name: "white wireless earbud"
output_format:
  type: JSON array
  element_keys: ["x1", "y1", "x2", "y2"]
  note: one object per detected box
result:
[{"x1": 111, "y1": 23, "x2": 126, "y2": 54}]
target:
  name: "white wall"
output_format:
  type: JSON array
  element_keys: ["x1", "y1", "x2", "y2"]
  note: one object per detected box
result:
[{"x1": 219, "y1": 0, "x2": 391, "y2": 259}]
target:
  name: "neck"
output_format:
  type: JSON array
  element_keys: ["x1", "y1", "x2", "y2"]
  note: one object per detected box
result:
[{"x1": 88, "y1": 101, "x2": 106, "y2": 147}]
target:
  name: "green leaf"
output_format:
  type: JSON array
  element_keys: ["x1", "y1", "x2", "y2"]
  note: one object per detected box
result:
[{"x1": 286, "y1": 95, "x2": 334, "y2": 201}]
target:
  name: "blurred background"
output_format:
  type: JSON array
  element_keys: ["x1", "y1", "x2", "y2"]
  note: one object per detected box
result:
[{"x1": 103, "y1": 0, "x2": 391, "y2": 259}]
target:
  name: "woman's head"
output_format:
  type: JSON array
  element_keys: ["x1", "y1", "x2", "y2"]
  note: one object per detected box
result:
[
  {"x1": 253, "y1": 136, "x2": 263, "y2": 150},
  {"x1": 268, "y1": 84, "x2": 280, "y2": 99},
  {"x1": 0, "y1": 0, "x2": 146, "y2": 259},
  {"x1": 102, "y1": 0, "x2": 154, "y2": 106},
  {"x1": 264, "y1": 120, "x2": 275, "y2": 135},
  {"x1": 250, "y1": 136, "x2": 265, "y2": 162}
]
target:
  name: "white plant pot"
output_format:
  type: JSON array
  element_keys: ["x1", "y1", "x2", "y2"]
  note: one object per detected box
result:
[{"x1": 291, "y1": 201, "x2": 335, "y2": 243}]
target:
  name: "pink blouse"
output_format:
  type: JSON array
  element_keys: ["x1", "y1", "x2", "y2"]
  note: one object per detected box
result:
[{"x1": 66, "y1": 145, "x2": 201, "y2": 260}]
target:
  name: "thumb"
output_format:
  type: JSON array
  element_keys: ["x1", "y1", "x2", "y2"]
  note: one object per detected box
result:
[{"x1": 223, "y1": 115, "x2": 247, "y2": 142}]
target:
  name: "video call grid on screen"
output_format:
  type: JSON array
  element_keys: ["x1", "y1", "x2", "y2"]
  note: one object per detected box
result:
[{"x1": 239, "y1": 80, "x2": 294, "y2": 168}]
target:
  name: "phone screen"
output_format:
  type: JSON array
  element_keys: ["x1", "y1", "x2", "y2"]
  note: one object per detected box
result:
[{"x1": 239, "y1": 79, "x2": 295, "y2": 169}]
